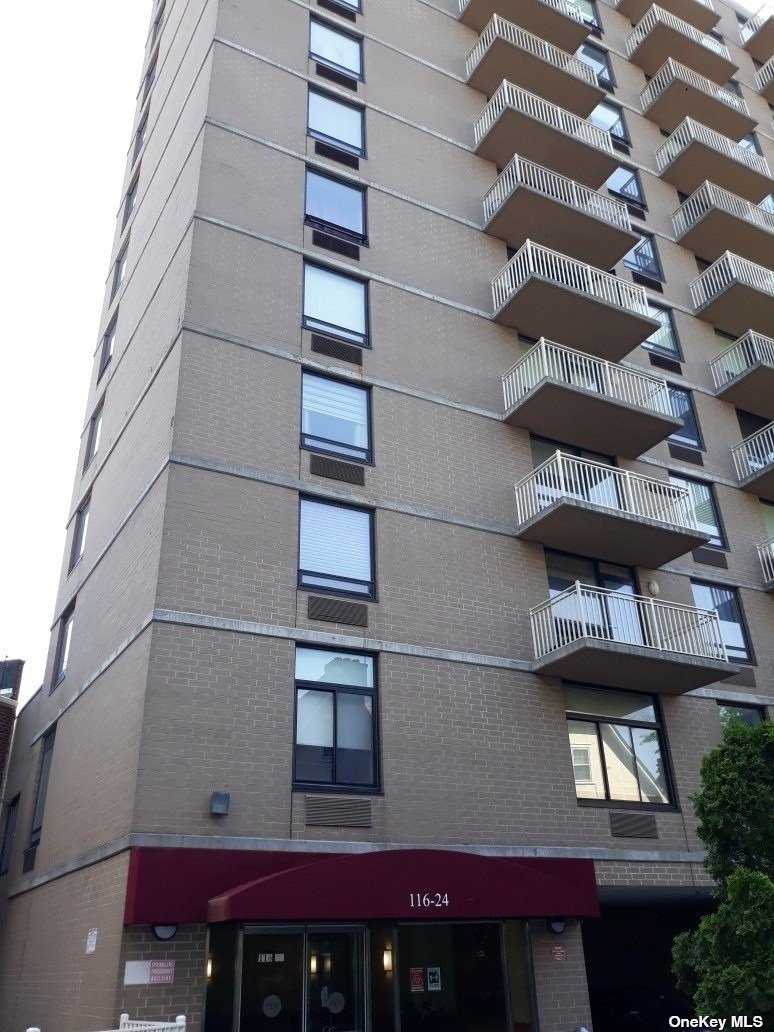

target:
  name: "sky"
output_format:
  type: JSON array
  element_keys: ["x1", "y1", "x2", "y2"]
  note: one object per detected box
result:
[{"x1": 0, "y1": 0, "x2": 770, "y2": 708}]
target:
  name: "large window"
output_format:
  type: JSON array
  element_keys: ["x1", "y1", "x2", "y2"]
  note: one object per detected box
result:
[
  {"x1": 298, "y1": 498, "x2": 374, "y2": 598},
  {"x1": 294, "y1": 646, "x2": 377, "y2": 789},
  {"x1": 29, "y1": 730, "x2": 56, "y2": 848},
  {"x1": 574, "y1": 0, "x2": 601, "y2": 31},
  {"x1": 643, "y1": 302, "x2": 679, "y2": 357},
  {"x1": 668, "y1": 387, "x2": 701, "y2": 448},
  {"x1": 301, "y1": 371, "x2": 371, "y2": 461},
  {"x1": 0, "y1": 796, "x2": 20, "y2": 875},
  {"x1": 303, "y1": 262, "x2": 368, "y2": 345},
  {"x1": 564, "y1": 685, "x2": 671, "y2": 805},
  {"x1": 691, "y1": 582, "x2": 752, "y2": 663},
  {"x1": 110, "y1": 243, "x2": 128, "y2": 301},
  {"x1": 84, "y1": 402, "x2": 104, "y2": 470},
  {"x1": 624, "y1": 234, "x2": 661, "y2": 282},
  {"x1": 717, "y1": 701, "x2": 765, "y2": 727},
  {"x1": 133, "y1": 113, "x2": 148, "y2": 165},
  {"x1": 576, "y1": 42, "x2": 614, "y2": 89},
  {"x1": 310, "y1": 18, "x2": 363, "y2": 79},
  {"x1": 52, "y1": 605, "x2": 75, "y2": 688},
  {"x1": 590, "y1": 100, "x2": 628, "y2": 143},
  {"x1": 668, "y1": 474, "x2": 724, "y2": 547},
  {"x1": 123, "y1": 171, "x2": 140, "y2": 229},
  {"x1": 308, "y1": 88, "x2": 365, "y2": 156},
  {"x1": 98, "y1": 317, "x2": 117, "y2": 380},
  {"x1": 305, "y1": 169, "x2": 366, "y2": 242},
  {"x1": 69, "y1": 497, "x2": 91, "y2": 572},
  {"x1": 606, "y1": 165, "x2": 644, "y2": 206}
]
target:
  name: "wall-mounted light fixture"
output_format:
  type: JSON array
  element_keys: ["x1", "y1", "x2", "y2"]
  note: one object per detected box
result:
[
  {"x1": 546, "y1": 918, "x2": 566, "y2": 935},
  {"x1": 152, "y1": 924, "x2": 178, "y2": 941},
  {"x1": 210, "y1": 791, "x2": 230, "y2": 816},
  {"x1": 206, "y1": 957, "x2": 213, "y2": 979},
  {"x1": 383, "y1": 945, "x2": 393, "y2": 973},
  {"x1": 310, "y1": 953, "x2": 318, "y2": 975}
]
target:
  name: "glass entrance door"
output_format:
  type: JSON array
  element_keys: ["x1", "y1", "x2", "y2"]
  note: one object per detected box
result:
[
  {"x1": 307, "y1": 928, "x2": 365, "y2": 1032},
  {"x1": 241, "y1": 930, "x2": 305, "y2": 1031}
]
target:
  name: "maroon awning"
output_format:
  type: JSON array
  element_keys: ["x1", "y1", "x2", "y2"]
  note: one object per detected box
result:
[{"x1": 124, "y1": 847, "x2": 598, "y2": 924}]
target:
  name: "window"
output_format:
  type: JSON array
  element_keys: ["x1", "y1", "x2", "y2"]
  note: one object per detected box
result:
[
  {"x1": 739, "y1": 132, "x2": 761, "y2": 155},
  {"x1": 691, "y1": 582, "x2": 752, "y2": 663},
  {"x1": 305, "y1": 169, "x2": 366, "y2": 242},
  {"x1": 150, "y1": 1, "x2": 165, "y2": 47},
  {"x1": 667, "y1": 387, "x2": 701, "y2": 448},
  {"x1": 310, "y1": 18, "x2": 363, "y2": 79},
  {"x1": 303, "y1": 261, "x2": 368, "y2": 345},
  {"x1": 298, "y1": 498, "x2": 374, "y2": 598},
  {"x1": 52, "y1": 606, "x2": 75, "y2": 688},
  {"x1": 668, "y1": 474, "x2": 724, "y2": 547},
  {"x1": 308, "y1": 88, "x2": 364, "y2": 156},
  {"x1": 69, "y1": 497, "x2": 91, "y2": 572},
  {"x1": 301, "y1": 371, "x2": 371, "y2": 461},
  {"x1": 84, "y1": 403, "x2": 103, "y2": 470},
  {"x1": 123, "y1": 172, "x2": 140, "y2": 229},
  {"x1": 574, "y1": 0, "x2": 601, "y2": 31},
  {"x1": 142, "y1": 54, "x2": 157, "y2": 103},
  {"x1": 577, "y1": 43, "x2": 614, "y2": 89},
  {"x1": 294, "y1": 646, "x2": 377, "y2": 789},
  {"x1": 717, "y1": 702, "x2": 765, "y2": 727},
  {"x1": 624, "y1": 234, "x2": 661, "y2": 281},
  {"x1": 111, "y1": 244, "x2": 128, "y2": 301},
  {"x1": 564, "y1": 685, "x2": 671, "y2": 805},
  {"x1": 29, "y1": 731, "x2": 56, "y2": 847},
  {"x1": 590, "y1": 100, "x2": 628, "y2": 143},
  {"x1": 760, "y1": 194, "x2": 774, "y2": 216},
  {"x1": 0, "y1": 796, "x2": 20, "y2": 875},
  {"x1": 323, "y1": 0, "x2": 361, "y2": 11},
  {"x1": 133, "y1": 113, "x2": 148, "y2": 164},
  {"x1": 606, "y1": 165, "x2": 644, "y2": 206},
  {"x1": 643, "y1": 302, "x2": 679, "y2": 357},
  {"x1": 99, "y1": 318, "x2": 117, "y2": 379}
]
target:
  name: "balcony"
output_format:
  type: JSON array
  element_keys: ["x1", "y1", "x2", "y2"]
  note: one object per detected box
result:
[
  {"x1": 756, "y1": 57, "x2": 774, "y2": 104},
  {"x1": 656, "y1": 118, "x2": 773, "y2": 203},
  {"x1": 640, "y1": 59, "x2": 755, "y2": 138},
  {"x1": 740, "y1": 10, "x2": 774, "y2": 64},
  {"x1": 626, "y1": 6, "x2": 736, "y2": 83},
  {"x1": 515, "y1": 452, "x2": 708, "y2": 566},
  {"x1": 484, "y1": 155, "x2": 637, "y2": 268},
  {"x1": 613, "y1": 0, "x2": 718, "y2": 34},
  {"x1": 673, "y1": 182, "x2": 774, "y2": 267},
  {"x1": 466, "y1": 15, "x2": 604, "y2": 113},
  {"x1": 690, "y1": 252, "x2": 774, "y2": 336},
  {"x1": 711, "y1": 332, "x2": 774, "y2": 419},
  {"x1": 459, "y1": 0, "x2": 589, "y2": 53},
  {"x1": 502, "y1": 339, "x2": 679, "y2": 456},
  {"x1": 491, "y1": 240, "x2": 659, "y2": 356},
  {"x1": 732, "y1": 422, "x2": 774, "y2": 501},
  {"x1": 757, "y1": 539, "x2": 774, "y2": 590},
  {"x1": 530, "y1": 583, "x2": 734, "y2": 692},
  {"x1": 473, "y1": 82, "x2": 617, "y2": 187}
]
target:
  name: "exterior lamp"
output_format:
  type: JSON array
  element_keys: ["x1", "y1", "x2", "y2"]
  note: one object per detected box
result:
[
  {"x1": 546, "y1": 918, "x2": 566, "y2": 935},
  {"x1": 383, "y1": 945, "x2": 393, "y2": 973},
  {"x1": 206, "y1": 957, "x2": 213, "y2": 979},
  {"x1": 310, "y1": 953, "x2": 318, "y2": 975}
]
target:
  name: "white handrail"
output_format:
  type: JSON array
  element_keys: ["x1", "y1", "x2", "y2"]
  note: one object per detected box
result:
[
  {"x1": 530, "y1": 581, "x2": 727, "y2": 661},
  {"x1": 710, "y1": 330, "x2": 774, "y2": 389},
  {"x1": 732, "y1": 421, "x2": 774, "y2": 481},
  {"x1": 740, "y1": 10, "x2": 772, "y2": 44},
  {"x1": 484, "y1": 154, "x2": 631, "y2": 230},
  {"x1": 656, "y1": 117, "x2": 771, "y2": 176},
  {"x1": 492, "y1": 240, "x2": 650, "y2": 316},
  {"x1": 757, "y1": 538, "x2": 774, "y2": 582},
  {"x1": 502, "y1": 338, "x2": 672, "y2": 414},
  {"x1": 515, "y1": 451, "x2": 697, "y2": 528},
  {"x1": 673, "y1": 181, "x2": 774, "y2": 238},
  {"x1": 614, "y1": 0, "x2": 716, "y2": 12},
  {"x1": 641, "y1": 58, "x2": 750, "y2": 115},
  {"x1": 467, "y1": 14, "x2": 597, "y2": 84},
  {"x1": 626, "y1": 4, "x2": 731, "y2": 57},
  {"x1": 474, "y1": 80, "x2": 613, "y2": 152},
  {"x1": 690, "y1": 251, "x2": 774, "y2": 310},
  {"x1": 755, "y1": 56, "x2": 774, "y2": 92},
  {"x1": 459, "y1": 0, "x2": 586, "y2": 23}
]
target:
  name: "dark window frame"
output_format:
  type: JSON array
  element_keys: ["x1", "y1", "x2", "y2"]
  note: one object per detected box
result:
[
  {"x1": 83, "y1": 400, "x2": 104, "y2": 471},
  {"x1": 68, "y1": 495, "x2": 91, "y2": 573},
  {"x1": 51, "y1": 604, "x2": 75, "y2": 691},
  {"x1": 607, "y1": 164, "x2": 645, "y2": 207},
  {"x1": 717, "y1": 701, "x2": 766, "y2": 726},
  {"x1": 150, "y1": 0, "x2": 166, "y2": 47},
  {"x1": 142, "y1": 52, "x2": 157, "y2": 104},
  {"x1": 307, "y1": 86, "x2": 366, "y2": 158},
  {"x1": 304, "y1": 166, "x2": 367, "y2": 245},
  {"x1": 122, "y1": 169, "x2": 140, "y2": 230},
  {"x1": 133, "y1": 113, "x2": 148, "y2": 166},
  {"x1": 667, "y1": 472, "x2": 726, "y2": 549},
  {"x1": 691, "y1": 580, "x2": 755, "y2": 665},
  {"x1": 297, "y1": 494, "x2": 376, "y2": 600},
  {"x1": 624, "y1": 232, "x2": 662, "y2": 282},
  {"x1": 110, "y1": 242, "x2": 129, "y2": 302},
  {"x1": 29, "y1": 730, "x2": 56, "y2": 847},
  {"x1": 98, "y1": 316, "x2": 117, "y2": 380},
  {"x1": 578, "y1": 41, "x2": 616, "y2": 90},
  {"x1": 319, "y1": 0, "x2": 362, "y2": 13},
  {"x1": 0, "y1": 795, "x2": 20, "y2": 876},
  {"x1": 309, "y1": 16, "x2": 364, "y2": 81},
  {"x1": 300, "y1": 368, "x2": 373, "y2": 464},
  {"x1": 667, "y1": 385, "x2": 703, "y2": 449},
  {"x1": 302, "y1": 259, "x2": 370, "y2": 347}
]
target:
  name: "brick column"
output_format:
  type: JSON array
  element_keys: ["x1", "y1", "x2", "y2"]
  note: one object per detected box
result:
[{"x1": 530, "y1": 920, "x2": 593, "y2": 1032}]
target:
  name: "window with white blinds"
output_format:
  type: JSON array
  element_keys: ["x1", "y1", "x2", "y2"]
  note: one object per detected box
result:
[
  {"x1": 310, "y1": 19, "x2": 363, "y2": 78},
  {"x1": 308, "y1": 88, "x2": 364, "y2": 156},
  {"x1": 302, "y1": 372, "x2": 370, "y2": 461},
  {"x1": 299, "y1": 498, "x2": 374, "y2": 596},
  {"x1": 303, "y1": 262, "x2": 368, "y2": 344}
]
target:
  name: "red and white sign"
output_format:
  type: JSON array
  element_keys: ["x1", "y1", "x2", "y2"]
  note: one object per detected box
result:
[
  {"x1": 551, "y1": 944, "x2": 566, "y2": 963},
  {"x1": 410, "y1": 967, "x2": 424, "y2": 992},
  {"x1": 149, "y1": 960, "x2": 175, "y2": 984}
]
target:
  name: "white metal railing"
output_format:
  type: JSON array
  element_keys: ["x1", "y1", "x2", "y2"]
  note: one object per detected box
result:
[
  {"x1": 474, "y1": 81, "x2": 613, "y2": 152},
  {"x1": 758, "y1": 538, "x2": 774, "y2": 582},
  {"x1": 502, "y1": 338, "x2": 672, "y2": 414},
  {"x1": 484, "y1": 154, "x2": 631, "y2": 230},
  {"x1": 755, "y1": 56, "x2": 774, "y2": 92},
  {"x1": 459, "y1": 0, "x2": 586, "y2": 23},
  {"x1": 740, "y1": 10, "x2": 772, "y2": 44},
  {"x1": 641, "y1": 58, "x2": 750, "y2": 115},
  {"x1": 27, "y1": 1020, "x2": 186, "y2": 1032},
  {"x1": 530, "y1": 582, "x2": 727, "y2": 662},
  {"x1": 614, "y1": 0, "x2": 716, "y2": 11},
  {"x1": 626, "y1": 5, "x2": 731, "y2": 58},
  {"x1": 711, "y1": 330, "x2": 774, "y2": 389},
  {"x1": 691, "y1": 251, "x2": 774, "y2": 310},
  {"x1": 514, "y1": 451, "x2": 697, "y2": 527},
  {"x1": 466, "y1": 15, "x2": 597, "y2": 84},
  {"x1": 732, "y1": 421, "x2": 774, "y2": 481},
  {"x1": 492, "y1": 240, "x2": 650, "y2": 316},
  {"x1": 656, "y1": 117, "x2": 772, "y2": 176},
  {"x1": 673, "y1": 181, "x2": 774, "y2": 238}
]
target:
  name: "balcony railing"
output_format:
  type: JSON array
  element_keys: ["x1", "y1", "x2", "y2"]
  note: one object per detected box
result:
[
  {"x1": 493, "y1": 240, "x2": 650, "y2": 316},
  {"x1": 710, "y1": 330, "x2": 774, "y2": 390},
  {"x1": 758, "y1": 539, "x2": 774, "y2": 583},
  {"x1": 755, "y1": 56, "x2": 774, "y2": 92},
  {"x1": 459, "y1": 0, "x2": 586, "y2": 23},
  {"x1": 732, "y1": 421, "x2": 774, "y2": 481},
  {"x1": 531, "y1": 582, "x2": 727, "y2": 662},
  {"x1": 626, "y1": 5, "x2": 731, "y2": 58},
  {"x1": 691, "y1": 251, "x2": 774, "y2": 310},
  {"x1": 502, "y1": 339, "x2": 671, "y2": 414},
  {"x1": 466, "y1": 15, "x2": 597, "y2": 84},
  {"x1": 673, "y1": 182, "x2": 774, "y2": 238},
  {"x1": 641, "y1": 58, "x2": 750, "y2": 115},
  {"x1": 484, "y1": 154, "x2": 631, "y2": 230},
  {"x1": 515, "y1": 452, "x2": 697, "y2": 529},
  {"x1": 656, "y1": 118, "x2": 772, "y2": 177},
  {"x1": 474, "y1": 81, "x2": 613, "y2": 153},
  {"x1": 740, "y1": 10, "x2": 771, "y2": 44}
]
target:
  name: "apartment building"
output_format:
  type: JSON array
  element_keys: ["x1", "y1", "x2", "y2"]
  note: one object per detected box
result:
[{"x1": 0, "y1": 0, "x2": 772, "y2": 1028}]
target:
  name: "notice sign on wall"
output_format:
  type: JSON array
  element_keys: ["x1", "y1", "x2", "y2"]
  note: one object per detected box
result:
[
  {"x1": 410, "y1": 967, "x2": 424, "y2": 992},
  {"x1": 149, "y1": 960, "x2": 175, "y2": 984},
  {"x1": 551, "y1": 944, "x2": 566, "y2": 963},
  {"x1": 427, "y1": 967, "x2": 441, "y2": 991},
  {"x1": 85, "y1": 929, "x2": 98, "y2": 954}
]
